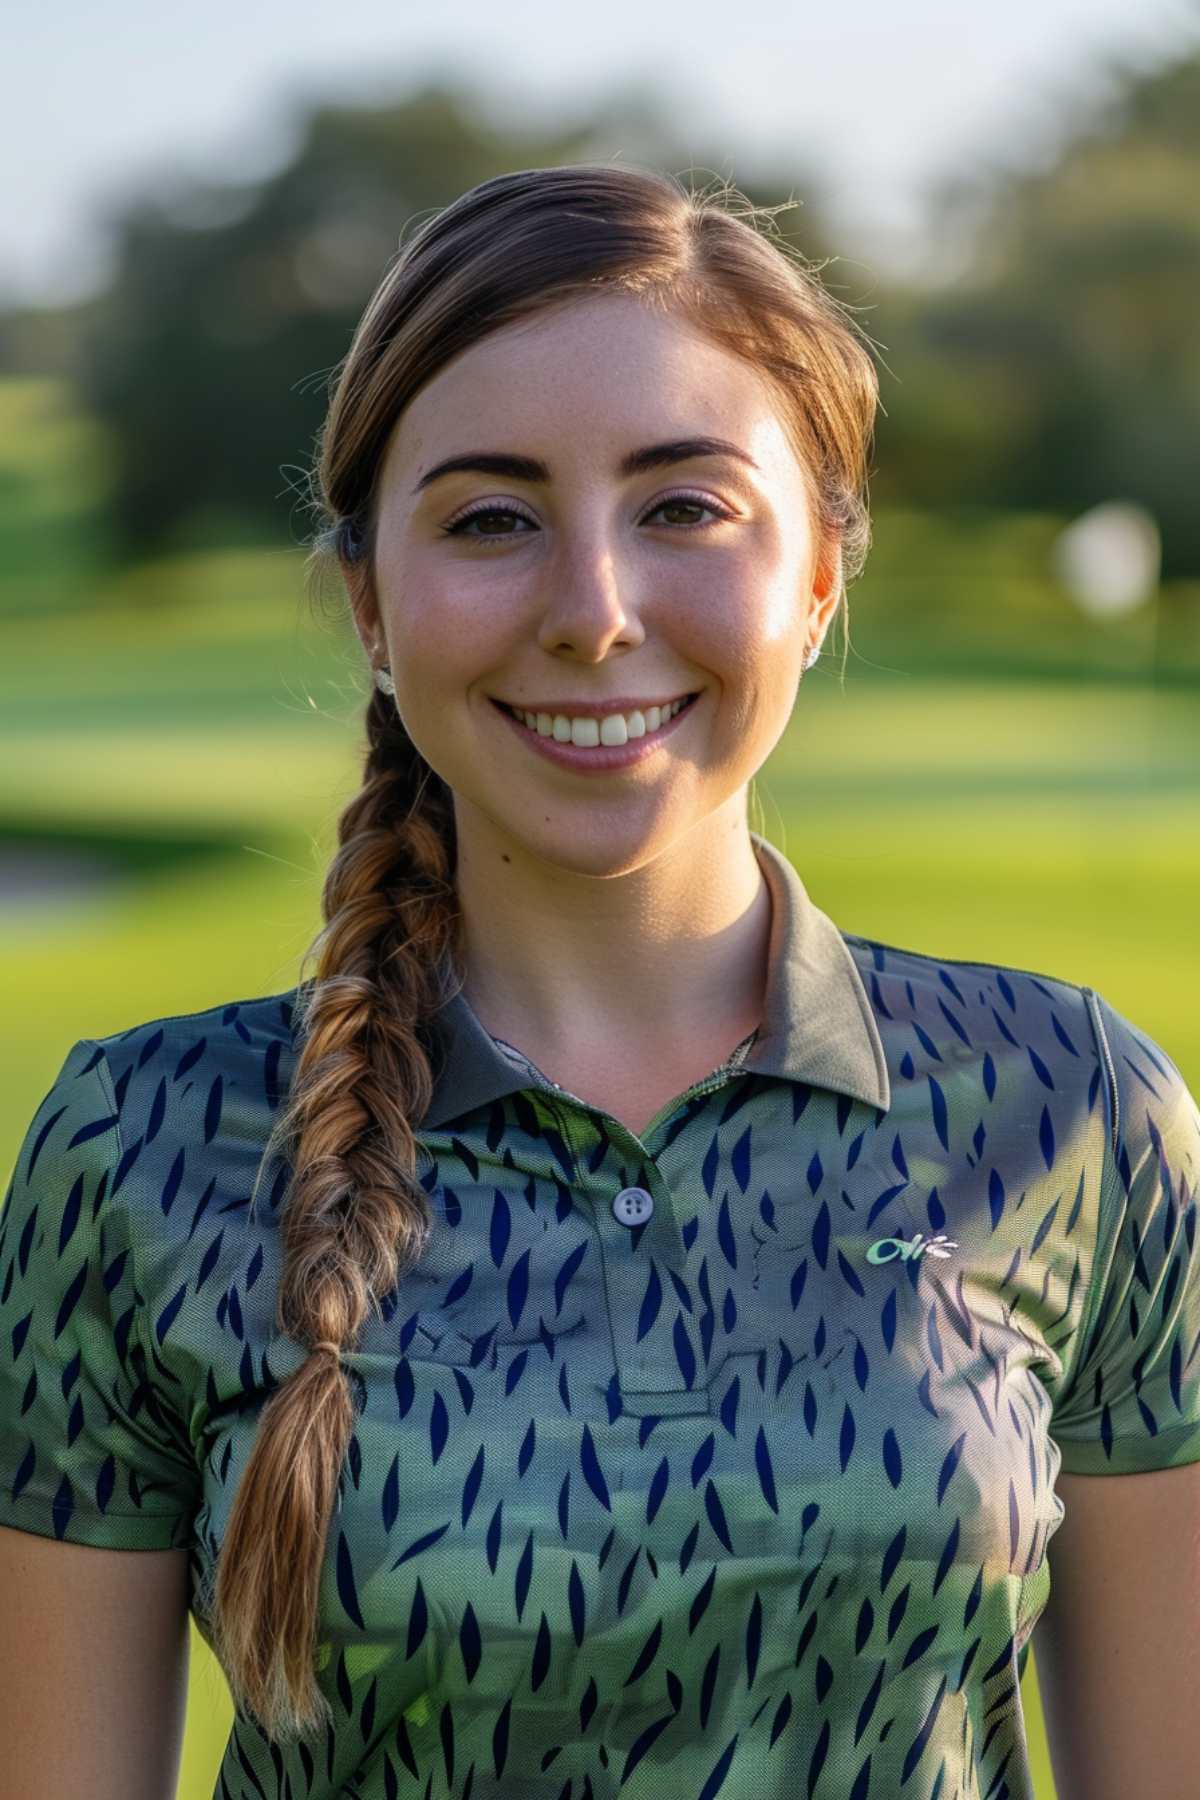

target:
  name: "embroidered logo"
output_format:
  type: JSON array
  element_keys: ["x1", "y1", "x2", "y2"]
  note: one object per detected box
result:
[{"x1": 866, "y1": 1230, "x2": 959, "y2": 1265}]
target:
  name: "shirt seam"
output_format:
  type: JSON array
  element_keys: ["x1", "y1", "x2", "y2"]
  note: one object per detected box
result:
[
  {"x1": 1060, "y1": 987, "x2": 1123, "y2": 1408},
  {"x1": 83, "y1": 1038, "x2": 193, "y2": 1464},
  {"x1": 90, "y1": 991, "x2": 297, "y2": 1046},
  {"x1": 0, "y1": 1480, "x2": 188, "y2": 1523},
  {"x1": 842, "y1": 931, "x2": 1100, "y2": 997},
  {"x1": 1056, "y1": 1411, "x2": 1200, "y2": 1461}
]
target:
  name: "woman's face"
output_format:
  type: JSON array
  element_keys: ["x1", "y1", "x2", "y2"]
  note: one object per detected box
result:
[{"x1": 352, "y1": 290, "x2": 841, "y2": 876}]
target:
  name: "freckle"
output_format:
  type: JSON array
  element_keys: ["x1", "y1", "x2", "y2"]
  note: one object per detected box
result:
[{"x1": 501, "y1": 854, "x2": 511, "y2": 863}]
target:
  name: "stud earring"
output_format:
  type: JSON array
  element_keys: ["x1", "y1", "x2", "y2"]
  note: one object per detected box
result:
[
  {"x1": 374, "y1": 665, "x2": 396, "y2": 696},
  {"x1": 802, "y1": 643, "x2": 821, "y2": 671}
]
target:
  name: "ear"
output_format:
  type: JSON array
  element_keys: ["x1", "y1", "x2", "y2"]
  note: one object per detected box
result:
[
  {"x1": 343, "y1": 559, "x2": 383, "y2": 666},
  {"x1": 807, "y1": 536, "x2": 844, "y2": 649}
]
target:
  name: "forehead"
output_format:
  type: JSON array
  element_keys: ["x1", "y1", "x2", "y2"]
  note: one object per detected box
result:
[{"x1": 380, "y1": 292, "x2": 798, "y2": 491}]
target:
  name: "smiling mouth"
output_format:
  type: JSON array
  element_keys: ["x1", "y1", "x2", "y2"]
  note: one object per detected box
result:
[{"x1": 492, "y1": 693, "x2": 700, "y2": 745}]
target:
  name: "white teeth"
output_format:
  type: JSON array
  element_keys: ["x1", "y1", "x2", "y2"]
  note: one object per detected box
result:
[{"x1": 512, "y1": 697, "x2": 690, "y2": 745}]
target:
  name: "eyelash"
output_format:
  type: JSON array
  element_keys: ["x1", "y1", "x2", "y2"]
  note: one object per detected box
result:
[{"x1": 440, "y1": 490, "x2": 736, "y2": 542}]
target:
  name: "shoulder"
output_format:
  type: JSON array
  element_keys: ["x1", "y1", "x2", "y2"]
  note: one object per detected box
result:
[
  {"x1": 86, "y1": 984, "x2": 303, "y2": 1067},
  {"x1": 1085, "y1": 991, "x2": 1199, "y2": 1197},
  {"x1": 842, "y1": 927, "x2": 1197, "y2": 1174},
  {"x1": 841, "y1": 927, "x2": 1101, "y2": 1065},
  {"x1": 17, "y1": 987, "x2": 307, "y2": 1239},
  {"x1": 28, "y1": 987, "x2": 308, "y2": 1301},
  {"x1": 81, "y1": 986, "x2": 304, "y2": 1125}
]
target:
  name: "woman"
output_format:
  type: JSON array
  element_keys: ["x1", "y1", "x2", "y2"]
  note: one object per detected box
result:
[{"x1": 2, "y1": 163, "x2": 1198, "y2": 1800}]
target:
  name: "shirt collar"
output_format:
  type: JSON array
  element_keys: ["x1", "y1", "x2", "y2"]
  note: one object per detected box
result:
[{"x1": 421, "y1": 830, "x2": 891, "y2": 1129}]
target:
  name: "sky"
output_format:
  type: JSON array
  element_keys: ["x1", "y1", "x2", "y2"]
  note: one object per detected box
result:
[{"x1": 6, "y1": 0, "x2": 1199, "y2": 309}]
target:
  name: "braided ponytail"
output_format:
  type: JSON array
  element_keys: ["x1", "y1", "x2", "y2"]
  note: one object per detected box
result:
[
  {"x1": 204, "y1": 159, "x2": 879, "y2": 1740},
  {"x1": 206, "y1": 691, "x2": 461, "y2": 1739}
]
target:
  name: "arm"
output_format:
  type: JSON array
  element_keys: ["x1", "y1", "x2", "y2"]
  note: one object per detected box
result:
[
  {"x1": 0, "y1": 1519, "x2": 189, "y2": 1800},
  {"x1": 0, "y1": 1526, "x2": 191, "y2": 1800},
  {"x1": 1033, "y1": 1464, "x2": 1200, "y2": 1800},
  {"x1": 0, "y1": 1038, "x2": 203, "y2": 1794}
]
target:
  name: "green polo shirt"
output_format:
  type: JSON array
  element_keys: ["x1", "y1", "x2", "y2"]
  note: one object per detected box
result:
[{"x1": 3, "y1": 829, "x2": 1199, "y2": 1800}]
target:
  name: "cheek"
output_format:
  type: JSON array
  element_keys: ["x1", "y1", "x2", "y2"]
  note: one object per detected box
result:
[
  {"x1": 386, "y1": 572, "x2": 509, "y2": 691},
  {"x1": 698, "y1": 566, "x2": 804, "y2": 724},
  {"x1": 380, "y1": 579, "x2": 527, "y2": 796},
  {"x1": 692, "y1": 533, "x2": 803, "y2": 654},
  {"x1": 753, "y1": 558, "x2": 808, "y2": 650}
]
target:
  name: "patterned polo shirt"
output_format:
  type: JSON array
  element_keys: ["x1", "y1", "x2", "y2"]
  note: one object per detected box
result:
[{"x1": 3, "y1": 829, "x2": 1199, "y2": 1800}]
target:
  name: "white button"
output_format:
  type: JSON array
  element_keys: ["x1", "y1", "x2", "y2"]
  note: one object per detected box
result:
[{"x1": 612, "y1": 1186, "x2": 654, "y2": 1226}]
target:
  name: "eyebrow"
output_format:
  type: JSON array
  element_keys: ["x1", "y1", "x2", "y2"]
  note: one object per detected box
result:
[{"x1": 411, "y1": 435, "x2": 759, "y2": 496}]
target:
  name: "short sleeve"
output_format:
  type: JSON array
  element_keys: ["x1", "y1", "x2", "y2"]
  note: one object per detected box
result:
[
  {"x1": 0, "y1": 1039, "x2": 200, "y2": 1548},
  {"x1": 1049, "y1": 993, "x2": 1200, "y2": 1475}
]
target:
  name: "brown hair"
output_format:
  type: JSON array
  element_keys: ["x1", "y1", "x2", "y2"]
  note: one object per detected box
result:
[{"x1": 206, "y1": 161, "x2": 880, "y2": 1740}]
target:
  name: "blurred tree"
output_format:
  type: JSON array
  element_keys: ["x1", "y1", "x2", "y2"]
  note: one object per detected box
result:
[
  {"x1": 44, "y1": 81, "x2": 842, "y2": 569},
  {"x1": 875, "y1": 50, "x2": 1200, "y2": 578},
  {"x1": 9, "y1": 44, "x2": 1199, "y2": 584}
]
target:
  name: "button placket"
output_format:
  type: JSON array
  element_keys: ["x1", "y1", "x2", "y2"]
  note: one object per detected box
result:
[
  {"x1": 589, "y1": 1154, "x2": 708, "y2": 1402},
  {"x1": 542, "y1": 1090, "x2": 746, "y2": 1408}
]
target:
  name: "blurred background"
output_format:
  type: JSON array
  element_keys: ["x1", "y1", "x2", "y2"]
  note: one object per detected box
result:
[{"x1": 3, "y1": 2, "x2": 1200, "y2": 1793}]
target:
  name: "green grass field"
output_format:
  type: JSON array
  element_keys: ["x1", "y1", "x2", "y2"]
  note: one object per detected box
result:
[{"x1": 2, "y1": 564, "x2": 1198, "y2": 1796}]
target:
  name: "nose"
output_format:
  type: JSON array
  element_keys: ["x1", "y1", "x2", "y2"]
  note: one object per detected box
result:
[{"x1": 534, "y1": 529, "x2": 647, "y2": 660}]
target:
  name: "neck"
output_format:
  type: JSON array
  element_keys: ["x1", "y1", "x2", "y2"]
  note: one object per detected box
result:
[{"x1": 451, "y1": 803, "x2": 772, "y2": 1060}]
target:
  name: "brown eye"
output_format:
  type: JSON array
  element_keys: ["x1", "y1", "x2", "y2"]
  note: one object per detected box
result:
[
  {"x1": 643, "y1": 491, "x2": 735, "y2": 529},
  {"x1": 650, "y1": 498, "x2": 713, "y2": 526},
  {"x1": 442, "y1": 505, "x2": 536, "y2": 539}
]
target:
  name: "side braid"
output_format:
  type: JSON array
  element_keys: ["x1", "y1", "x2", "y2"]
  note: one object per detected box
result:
[{"x1": 206, "y1": 686, "x2": 461, "y2": 1741}]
